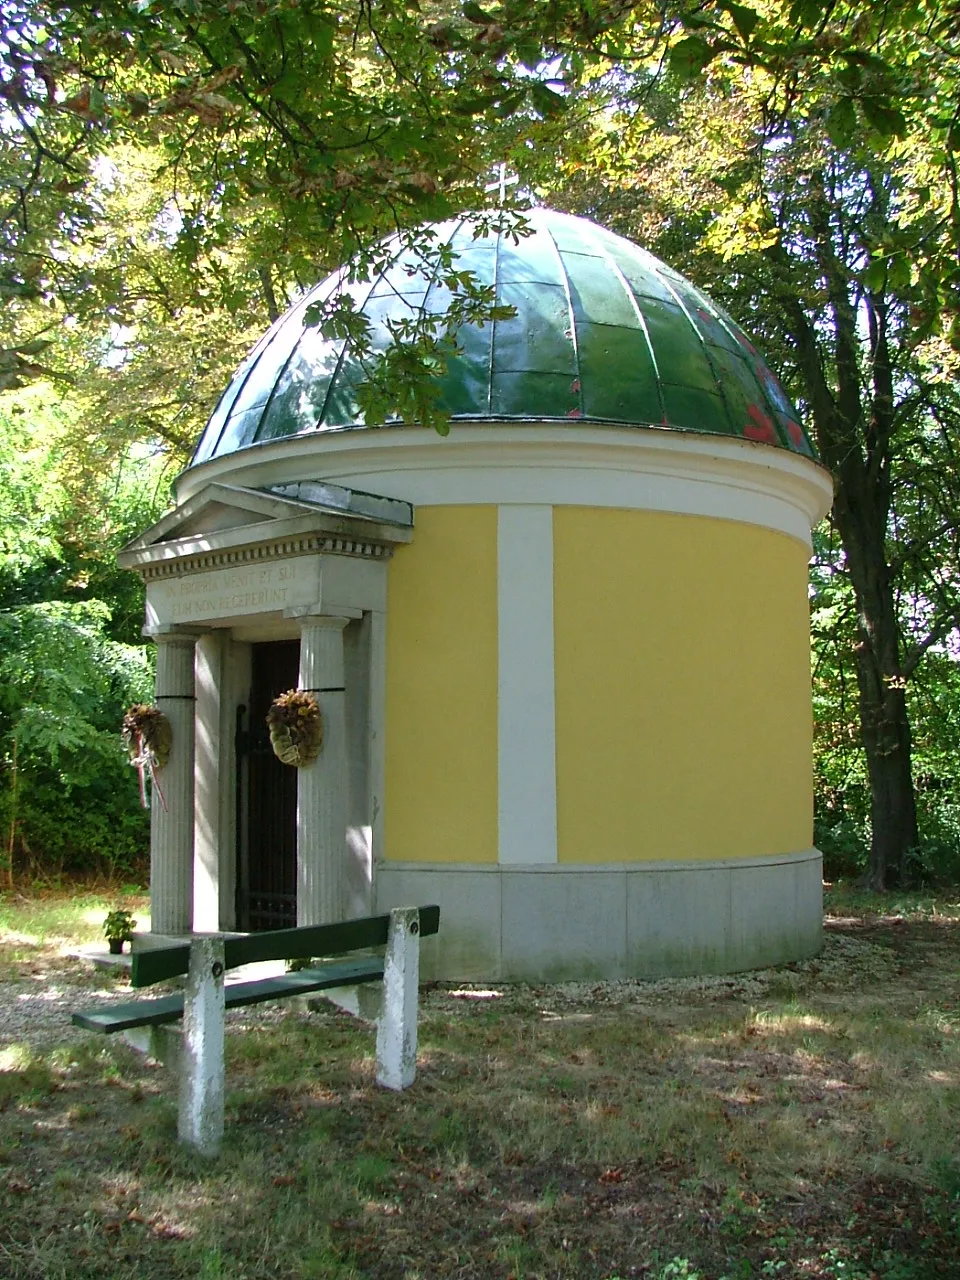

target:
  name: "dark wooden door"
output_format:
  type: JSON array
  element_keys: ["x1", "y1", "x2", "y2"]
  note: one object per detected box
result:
[{"x1": 236, "y1": 640, "x2": 300, "y2": 931}]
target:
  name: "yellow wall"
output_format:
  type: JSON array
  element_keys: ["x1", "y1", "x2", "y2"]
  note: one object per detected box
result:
[
  {"x1": 553, "y1": 508, "x2": 812, "y2": 862},
  {"x1": 384, "y1": 505, "x2": 498, "y2": 862}
]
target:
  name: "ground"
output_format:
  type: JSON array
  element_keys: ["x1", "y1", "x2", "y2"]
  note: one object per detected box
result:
[{"x1": 1, "y1": 887, "x2": 959, "y2": 1279}]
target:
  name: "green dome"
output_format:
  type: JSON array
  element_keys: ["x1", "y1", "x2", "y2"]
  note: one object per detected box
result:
[{"x1": 192, "y1": 208, "x2": 814, "y2": 465}]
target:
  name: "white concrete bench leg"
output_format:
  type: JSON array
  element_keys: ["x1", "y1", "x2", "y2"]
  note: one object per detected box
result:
[
  {"x1": 178, "y1": 935, "x2": 225, "y2": 1157},
  {"x1": 376, "y1": 907, "x2": 421, "y2": 1091}
]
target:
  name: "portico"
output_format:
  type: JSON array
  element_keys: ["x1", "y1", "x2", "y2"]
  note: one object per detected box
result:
[{"x1": 118, "y1": 482, "x2": 413, "y2": 938}]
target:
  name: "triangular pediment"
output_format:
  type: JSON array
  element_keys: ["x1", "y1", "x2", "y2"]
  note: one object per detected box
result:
[
  {"x1": 118, "y1": 482, "x2": 412, "y2": 574},
  {"x1": 123, "y1": 484, "x2": 345, "y2": 550}
]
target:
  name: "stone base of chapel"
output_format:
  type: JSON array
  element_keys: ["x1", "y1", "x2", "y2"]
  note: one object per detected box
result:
[{"x1": 375, "y1": 849, "x2": 823, "y2": 982}]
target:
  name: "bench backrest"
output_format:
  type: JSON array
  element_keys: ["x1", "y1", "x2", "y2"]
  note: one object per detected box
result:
[{"x1": 130, "y1": 905, "x2": 440, "y2": 988}]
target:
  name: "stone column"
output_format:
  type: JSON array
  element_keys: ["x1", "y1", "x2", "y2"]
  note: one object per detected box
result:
[
  {"x1": 297, "y1": 616, "x2": 349, "y2": 926},
  {"x1": 192, "y1": 632, "x2": 222, "y2": 934},
  {"x1": 150, "y1": 630, "x2": 197, "y2": 936}
]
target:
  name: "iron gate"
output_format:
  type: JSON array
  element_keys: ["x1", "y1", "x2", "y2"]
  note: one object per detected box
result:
[{"x1": 235, "y1": 640, "x2": 299, "y2": 931}]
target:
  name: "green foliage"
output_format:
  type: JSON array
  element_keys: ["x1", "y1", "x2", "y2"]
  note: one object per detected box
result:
[
  {"x1": 1, "y1": 0, "x2": 958, "y2": 888},
  {"x1": 0, "y1": 316, "x2": 168, "y2": 885},
  {"x1": 3, "y1": 0, "x2": 957, "y2": 444},
  {"x1": 815, "y1": 654, "x2": 960, "y2": 888},
  {"x1": 0, "y1": 390, "x2": 67, "y2": 599},
  {"x1": 532, "y1": 0, "x2": 960, "y2": 887},
  {"x1": 0, "y1": 385, "x2": 170, "y2": 638},
  {"x1": 0, "y1": 600, "x2": 153, "y2": 880},
  {"x1": 0, "y1": 0, "x2": 577, "y2": 435},
  {"x1": 657, "y1": 1259, "x2": 704, "y2": 1280}
]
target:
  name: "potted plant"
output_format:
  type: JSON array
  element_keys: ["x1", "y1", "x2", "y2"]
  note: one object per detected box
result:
[{"x1": 103, "y1": 909, "x2": 137, "y2": 955}]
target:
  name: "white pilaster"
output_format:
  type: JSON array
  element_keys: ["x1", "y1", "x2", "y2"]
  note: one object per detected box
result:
[
  {"x1": 297, "y1": 616, "x2": 349, "y2": 925},
  {"x1": 497, "y1": 505, "x2": 558, "y2": 865},
  {"x1": 367, "y1": 608, "x2": 388, "y2": 894},
  {"x1": 344, "y1": 615, "x2": 374, "y2": 918},
  {"x1": 151, "y1": 631, "x2": 197, "y2": 935}
]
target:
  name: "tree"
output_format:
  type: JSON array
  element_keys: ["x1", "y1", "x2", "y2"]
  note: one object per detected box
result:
[
  {"x1": 0, "y1": 385, "x2": 171, "y2": 634},
  {"x1": 0, "y1": 0, "x2": 583, "y2": 429},
  {"x1": 529, "y1": 1, "x2": 960, "y2": 887},
  {"x1": 0, "y1": 599, "x2": 154, "y2": 885},
  {"x1": 0, "y1": 387, "x2": 168, "y2": 881},
  {"x1": 5, "y1": 0, "x2": 956, "y2": 398},
  {"x1": 4, "y1": 0, "x2": 959, "y2": 887},
  {"x1": 47, "y1": 143, "x2": 270, "y2": 462},
  {"x1": 811, "y1": 521, "x2": 960, "y2": 888}
]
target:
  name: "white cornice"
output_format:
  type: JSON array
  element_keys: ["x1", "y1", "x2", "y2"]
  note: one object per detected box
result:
[
  {"x1": 131, "y1": 532, "x2": 396, "y2": 582},
  {"x1": 175, "y1": 424, "x2": 834, "y2": 547},
  {"x1": 119, "y1": 482, "x2": 412, "y2": 578}
]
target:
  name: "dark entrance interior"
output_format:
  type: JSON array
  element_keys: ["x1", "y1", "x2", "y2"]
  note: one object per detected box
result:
[{"x1": 236, "y1": 639, "x2": 299, "y2": 931}]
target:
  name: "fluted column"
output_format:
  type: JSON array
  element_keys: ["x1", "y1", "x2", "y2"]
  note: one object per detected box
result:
[
  {"x1": 297, "y1": 616, "x2": 349, "y2": 925},
  {"x1": 150, "y1": 631, "x2": 197, "y2": 935}
]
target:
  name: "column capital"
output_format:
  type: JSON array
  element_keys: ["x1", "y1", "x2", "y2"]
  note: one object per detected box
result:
[
  {"x1": 143, "y1": 624, "x2": 205, "y2": 641},
  {"x1": 284, "y1": 607, "x2": 360, "y2": 625}
]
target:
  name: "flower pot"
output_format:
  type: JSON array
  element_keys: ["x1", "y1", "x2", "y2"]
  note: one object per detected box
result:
[{"x1": 108, "y1": 938, "x2": 125, "y2": 955}]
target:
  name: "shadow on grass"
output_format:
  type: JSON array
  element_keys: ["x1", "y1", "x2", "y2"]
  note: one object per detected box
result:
[{"x1": 1, "y1": 890, "x2": 959, "y2": 1278}]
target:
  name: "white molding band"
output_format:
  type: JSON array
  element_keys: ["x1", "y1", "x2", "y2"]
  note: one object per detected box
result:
[
  {"x1": 378, "y1": 846, "x2": 822, "y2": 876},
  {"x1": 497, "y1": 505, "x2": 558, "y2": 865},
  {"x1": 175, "y1": 424, "x2": 835, "y2": 549}
]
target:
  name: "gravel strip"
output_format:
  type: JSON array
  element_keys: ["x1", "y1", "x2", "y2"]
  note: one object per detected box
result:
[
  {"x1": 2, "y1": 973, "x2": 126, "y2": 1054},
  {"x1": 0, "y1": 958, "x2": 296, "y2": 1056},
  {"x1": 1, "y1": 929, "x2": 897, "y2": 1059}
]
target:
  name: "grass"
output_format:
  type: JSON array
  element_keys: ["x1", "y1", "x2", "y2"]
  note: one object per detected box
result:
[
  {"x1": 1, "y1": 886, "x2": 960, "y2": 1278},
  {"x1": 824, "y1": 882, "x2": 960, "y2": 919},
  {"x1": 0, "y1": 883, "x2": 148, "y2": 946}
]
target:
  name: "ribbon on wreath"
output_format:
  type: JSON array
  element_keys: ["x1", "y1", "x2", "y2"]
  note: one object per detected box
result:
[
  {"x1": 128, "y1": 731, "x2": 168, "y2": 812},
  {"x1": 122, "y1": 704, "x2": 172, "y2": 811}
]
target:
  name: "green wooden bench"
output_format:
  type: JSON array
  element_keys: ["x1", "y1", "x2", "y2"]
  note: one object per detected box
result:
[{"x1": 72, "y1": 905, "x2": 439, "y2": 1156}]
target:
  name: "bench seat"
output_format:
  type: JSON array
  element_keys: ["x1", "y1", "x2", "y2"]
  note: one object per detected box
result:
[
  {"x1": 71, "y1": 905, "x2": 437, "y2": 1155},
  {"x1": 71, "y1": 956, "x2": 386, "y2": 1035}
]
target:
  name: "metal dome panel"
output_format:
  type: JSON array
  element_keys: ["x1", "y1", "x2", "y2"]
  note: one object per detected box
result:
[{"x1": 192, "y1": 209, "x2": 815, "y2": 465}]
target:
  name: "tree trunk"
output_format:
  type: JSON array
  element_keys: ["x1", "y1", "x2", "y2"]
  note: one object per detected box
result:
[
  {"x1": 4, "y1": 728, "x2": 18, "y2": 890},
  {"x1": 773, "y1": 232, "x2": 920, "y2": 891},
  {"x1": 852, "y1": 627, "x2": 918, "y2": 890},
  {"x1": 258, "y1": 266, "x2": 281, "y2": 324},
  {"x1": 830, "y1": 452, "x2": 919, "y2": 888}
]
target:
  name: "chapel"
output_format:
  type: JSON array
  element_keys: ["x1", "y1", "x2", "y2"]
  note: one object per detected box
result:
[{"x1": 121, "y1": 207, "x2": 833, "y2": 979}]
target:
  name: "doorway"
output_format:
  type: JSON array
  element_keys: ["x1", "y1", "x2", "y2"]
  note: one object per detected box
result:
[{"x1": 235, "y1": 639, "x2": 299, "y2": 930}]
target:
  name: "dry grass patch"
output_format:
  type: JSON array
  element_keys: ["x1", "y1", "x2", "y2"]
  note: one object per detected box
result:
[{"x1": 1, "y1": 888, "x2": 960, "y2": 1278}]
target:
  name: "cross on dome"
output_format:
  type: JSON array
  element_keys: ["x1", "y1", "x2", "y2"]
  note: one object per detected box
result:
[{"x1": 484, "y1": 163, "x2": 519, "y2": 205}]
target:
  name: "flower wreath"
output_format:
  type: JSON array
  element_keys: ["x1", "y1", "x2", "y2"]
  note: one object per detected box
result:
[
  {"x1": 122, "y1": 703, "x2": 172, "y2": 810},
  {"x1": 266, "y1": 689, "x2": 324, "y2": 767}
]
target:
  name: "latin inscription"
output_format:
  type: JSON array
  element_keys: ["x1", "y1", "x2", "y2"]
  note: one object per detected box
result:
[{"x1": 147, "y1": 558, "x2": 321, "y2": 625}]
